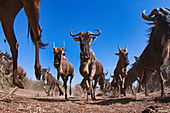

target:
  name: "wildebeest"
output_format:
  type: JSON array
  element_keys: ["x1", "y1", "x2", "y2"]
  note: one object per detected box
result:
[
  {"x1": 70, "y1": 29, "x2": 104, "y2": 101},
  {"x1": 0, "y1": 0, "x2": 48, "y2": 88},
  {"x1": 149, "y1": 67, "x2": 169, "y2": 93},
  {"x1": 98, "y1": 71, "x2": 112, "y2": 96},
  {"x1": 112, "y1": 45, "x2": 129, "y2": 96},
  {"x1": 137, "y1": 8, "x2": 170, "y2": 97},
  {"x1": 53, "y1": 42, "x2": 74, "y2": 100},
  {"x1": 123, "y1": 56, "x2": 143, "y2": 96},
  {"x1": 0, "y1": 52, "x2": 26, "y2": 89},
  {"x1": 41, "y1": 67, "x2": 63, "y2": 96}
]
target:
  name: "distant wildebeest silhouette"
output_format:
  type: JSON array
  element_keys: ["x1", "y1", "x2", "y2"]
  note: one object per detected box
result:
[
  {"x1": 70, "y1": 29, "x2": 104, "y2": 102},
  {"x1": 98, "y1": 71, "x2": 112, "y2": 96},
  {"x1": 136, "y1": 8, "x2": 170, "y2": 97},
  {"x1": 41, "y1": 67, "x2": 63, "y2": 96},
  {"x1": 112, "y1": 45, "x2": 129, "y2": 96},
  {"x1": 0, "y1": 51, "x2": 26, "y2": 89},
  {"x1": 53, "y1": 42, "x2": 74, "y2": 100},
  {"x1": 0, "y1": 0, "x2": 48, "y2": 88}
]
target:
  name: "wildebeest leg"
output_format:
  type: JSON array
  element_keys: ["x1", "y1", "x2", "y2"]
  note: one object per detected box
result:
[
  {"x1": 92, "y1": 79, "x2": 98, "y2": 100},
  {"x1": 142, "y1": 71, "x2": 152, "y2": 96},
  {"x1": 1, "y1": 17, "x2": 24, "y2": 88},
  {"x1": 21, "y1": 0, "x2": 42, "y2": 80},
  {"x1": 0, "y1": 73, "x2": 4, "y2": 89},
  {"x1": 69, "y1": 75, "x2": 74, "y2": 95},
  {"x1": 43, "y1": 84, "x2": 48, "y2": 95},
  {"x1": 158, "y1": 69, "x2": 165, "y2": 97},
  {"x1": 65, "y1": 77, "x2": 68, "y2": 100},
  {"x1": 130, "y1": 85, "x2": 136, "y2": 96},
  {"x1": 47, "y1": 84, "x2": 53, "y2": 96},
  {"x1": 6, "y1": 73, "x2": 14, "y2": 86},
  {"x1": 89, "y1": 65, "x2": 96, "y2": 97}
]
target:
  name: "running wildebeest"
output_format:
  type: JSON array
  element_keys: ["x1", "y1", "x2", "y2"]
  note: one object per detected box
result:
[
  {"x1": 41, "y1": 67, "x2": 63, "y2": 96},
  {"x1": 70, "y1": 29, "x2": 104, "y2": 102},
  {"x1": 150, "y1": 67, "x2": 169, "y2": 93},
  {"x1": 99, "y1": 71, "x2": 112, "y2": 96},
  {"x1": 136, "y1": 8, "x2": 170, "y2": 97},
  {"x1": 0, "y1": 52, "x2": 26, "y2": 89},
  {"x1": 53, "y1": 42, "x2": 74, "y2": 100},
  {"x1": 123, "y1": 56, "x2": 143, "y2": 96},
  {"x1": 112, "y1": 45, "x2": 129, "y2": 96},
  {"x1": 0, "y1": 0, "x2": 48, "y2": 88}
]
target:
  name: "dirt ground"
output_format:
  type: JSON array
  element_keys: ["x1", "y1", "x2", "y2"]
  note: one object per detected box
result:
[{"x1": 0, "y1": 87, "x2": 169, "y2": 113}]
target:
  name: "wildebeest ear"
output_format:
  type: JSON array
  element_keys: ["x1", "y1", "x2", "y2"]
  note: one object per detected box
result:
[
  {"x1": 73, "y1": 38, "x2": 80, "y2": 42},
  {"x1": 64, "y1": 49, "x2": 67, "y2": 52},
  {"x1": 134, "y1": 56, "x2": 139, "y2": 61},
  {"x1": 91, "y1": 36, "x2": 97, "y2": 41},
  {"x1": 115, "y1": 53, "x2": 119, "y2": 55}
]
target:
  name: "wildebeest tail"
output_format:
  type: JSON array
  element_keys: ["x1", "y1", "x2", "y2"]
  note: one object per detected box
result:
[{"x1": 28, "y1": 23, "x2": 49, "y2": 49}]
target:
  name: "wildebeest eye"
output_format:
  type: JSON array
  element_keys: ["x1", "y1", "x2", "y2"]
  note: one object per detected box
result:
[{"x1": 63, "y1": 53, "x2": 65, "y2": 56}]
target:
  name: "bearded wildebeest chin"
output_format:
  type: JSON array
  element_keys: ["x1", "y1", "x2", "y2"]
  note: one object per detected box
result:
[
  {"x1": 112, "y1": 45, "x2": 129, "y2": 96},
  {"x1": 0, "y1": 0, "x2": 48, "y2": 88},
  {"x1": 53, "y1": 42, "x2": 74, "y2": 100},
  {"x1": 41, "y1": 67, "x2": 63, "y2": 96},
  {"x1": 136, "y1": 8, "x2": 170, "y2": 97},
  {"x1": 70, "y1": 29, "x2": 104, "y2": 102},
  {"x1": 0, "y1": 52, "x2": 26, "y2": 89},
  {"x1": 99, "y1": 71, "x2": 112, "y2": 96}
]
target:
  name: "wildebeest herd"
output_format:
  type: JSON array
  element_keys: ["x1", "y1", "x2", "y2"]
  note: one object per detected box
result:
[{"x1": 0, "y1": 1, "x2": 170, "y2": 103}]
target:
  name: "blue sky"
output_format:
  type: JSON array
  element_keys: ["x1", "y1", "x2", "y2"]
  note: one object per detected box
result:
[{"x1": 0, "y1": 0, "x2": 169, "y2": 86}]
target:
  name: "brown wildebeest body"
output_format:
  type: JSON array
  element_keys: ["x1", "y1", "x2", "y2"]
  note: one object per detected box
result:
[
  {"x1": 0, "y1": 52, "x2": 26, "y2": 89},
  {"x1": 41, "y1": 67, "x2": 63, "y2": 96},
  {"x1": 70, "y1": 29, "x2": 104, "y2": 101},
  {"x1": 137, "y1": 8, "x2": 170, "y2": 97},
  {"x1": 53, "y1": 42, "x2": 74, "y2": 100},
  {"x1": 112, "y1": 45, "x2": 129, "y2": 96},
  {"x1": 123, "y1": 56, "x2": 144, "y2": 96},
  {"x1": 0, "y1": 0, "x2": 47, "y2": 88}
]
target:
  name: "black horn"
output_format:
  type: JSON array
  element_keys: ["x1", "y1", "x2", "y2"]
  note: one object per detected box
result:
[
  {"x1": 70, "y1": 30, "x2": 82, "y2": 37},
  {"x1": 89, "y1": 29, "x2": 101, "y2": 36},
  {"x1": 142, "y1": 8, "x2": 158, "y2": 21}
]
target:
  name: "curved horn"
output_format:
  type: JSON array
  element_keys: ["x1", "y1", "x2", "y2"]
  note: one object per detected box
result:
[
  {"x1": 160, "y1": 7, "x2": 169, "y2": 15},
  {"x1": 125, "y1": 45, "x2": 127, "y2": 51},
  {"x1": 165, "y1": 8, "x2": 170, "y2": 12},
  {"x1": 110, "y1": 74, "x2": 114, "y2": 78},
  {"x1": 48, "y1": 66, "x2": 50, "y2": 70},
  {"x1": 118, "y1": 45, "x2": 121, "y2": 51},
  {"x1": 63, "y1": 41, "x2": 65, "y2": 49},
  {"x1": 53, "y1": 42, "x2": 55, "y2": 49},
  {"x1": 89, "y1": 29, "x2": 101, "y2": 36},
  {"x1": 106, "y1": 70, "x2": 108, "y2": 75},
  {"x1": 142, "y1": 10, "x2": 154, "y2": 21},
  {"x1": 70, "y1": 30, "x2": 81, "y2": 37}
]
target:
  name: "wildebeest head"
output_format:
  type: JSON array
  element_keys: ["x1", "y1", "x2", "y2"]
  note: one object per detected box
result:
[
  {"x1": 142, "y1": 8, "x2": 170, "y2": 63},
  {"x1": 41, "y1": 67, "x2": 50, "y2": 85},
  {"x1": 70, "y1": 29, "x2": 101, "y2": 62},
  {"x1": 142, "y1": 8, "x2": 170, "y2": 39},
  {"x1": 115, "y1": 45, "x2": 129, "y2": 66},
  {"x1": 53, "y1": 42, "x2": 66, "y2": 68}
]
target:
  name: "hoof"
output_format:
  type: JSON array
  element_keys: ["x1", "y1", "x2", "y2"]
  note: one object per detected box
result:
[
  {"x1": 35, "y1": 65, "x2": 41, "y2": 80},
  {"x1": 14, "y1": 80, "x2": 24, "y2": 89},
  {"x1": 145, "y1": 93, "x2": 149, "y2": 96},
  {"x1": 161, "y1": 93, "x2": 166, "y2": 97},
  {"x1": 87, "y1": 91, "x2": 91, "y2": 95},
  {"x1": 59, "y1": 92, "x2": 64, "y2": 96}
]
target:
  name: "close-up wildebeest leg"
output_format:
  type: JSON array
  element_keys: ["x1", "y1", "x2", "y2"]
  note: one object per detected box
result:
[
  {"x1": 69, "y1": 74, "x2": 74, "y2": 95},
  {"x1": 0, "y1": 1, "x2": 23, "y2": 88},
  {"x1": 141, "y1": 71, "x2": 153, "y2": 96},
  {"x1": 92, "y1": 79, "x2": 98, "y2": 100},
  {"x1": 22, "y1": 1, "x2": 43, "y2": 80},
  {"x1": 0, "y1": 73, "x2": 4, "y2": 89},
  {"x1": 158, "y1": 69, "x2": 165, "y2": 97}
]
